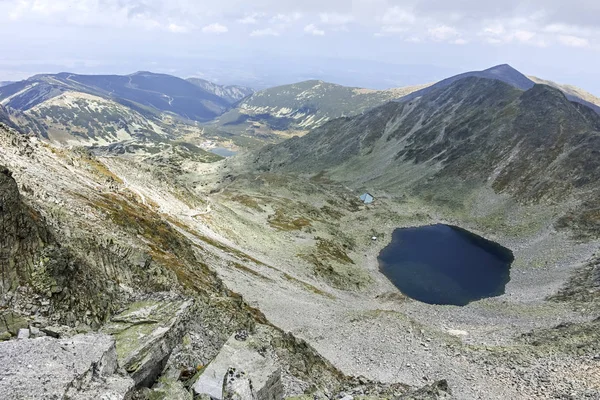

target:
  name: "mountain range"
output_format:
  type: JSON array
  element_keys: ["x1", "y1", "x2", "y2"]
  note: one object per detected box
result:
[
  {"x1": 397, "y1": 64, "x2": 600, "y2": 114},
  {"x1": 251, "y1": 76, "x2": 600, "y2": 238},
  {"x1": 213, "y1": 80, "x2": 431, "y2": 137},
  {"x1": 1, "y1": 64, "x2": 598, "y2": 148},
  {"x1": 0, "y1": 72, "x2": 235, "y2": 121},
  {"x1": 1, "y1": 62, "x2": 600, "y2": 400}
]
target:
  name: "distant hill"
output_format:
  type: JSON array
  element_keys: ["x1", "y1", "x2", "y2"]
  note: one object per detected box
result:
[
  {"x1": 0, "y1": 81, "x2": 14, "y2": 87},
  {"x1": 187, "y1": 78, "x2": 253, "y2": 104},
  {"x1": 0, "y1": 72, "x2": 232, "y2": 122},
  {"x1": 214, "y1": 80, "x2": 430, "y2": 137},
  {"x1": 0, "y1": 72, "x2": 245, "y2": 145},
  {"x1": 251, "y1": 77, "x2": 600, "y2": 238},
  {"x1": 399, "y1": 64, "x2": 599, "y2": 114}
]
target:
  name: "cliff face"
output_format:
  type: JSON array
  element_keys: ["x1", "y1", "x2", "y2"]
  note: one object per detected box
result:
[{"x1": 0, "y1": 165, "x2": 50, "y2": 294}]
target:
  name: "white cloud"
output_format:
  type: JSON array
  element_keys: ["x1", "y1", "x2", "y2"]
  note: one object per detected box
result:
[
  {"x1": 479, "y1": 24, "x2": 549, "y2": 47},
  {"x1": 483, "y1": 23, "x2": 506, "y2": 36},
  {"x1": 237, "y1": 13, "x2": 264, "y2": 25},
  {"x1": 428, "y1": 25, "x2": 459, "y2": 41},
  {"x1": 304, "y1": 24, "x2": 325, "y2": 36},
  {"x1": 377, "y1": 6, "x2": 416, "y2": 36},
  {"x1": 202, "y1": 23, "x2": 228, "y2": 34},
  {"x1": 381, "y1": 25, "x2": 409, "y2": 34},
  {"x1": 381, "y1": 7, "x2": 416, "y2": 25},
  {"x1": 250, "y1": 28, "x2": 280, "y2": 37},
  {"x1": 167, "y1": 23, "x2": 189, "y2": 33},
  {"x1": 513, "y1": 30, "x2": 535, "y2": 42},
  {"x1": 270, "y1": 13, "x2": 302, "y2": 24},
  {"x1": 319, "y1": 13, "x2": 353, "y2": 25},
  {"x1": 1, "y1": 0, "x2": 599, "y2": 60},
  {"x1": 558, "y1": 34, "x2": 590, "y2": 47}
]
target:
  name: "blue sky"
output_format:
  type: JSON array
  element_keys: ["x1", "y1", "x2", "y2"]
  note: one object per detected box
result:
[{"x1": 0, "y1": 0, "x2": 598, "y2": 93}]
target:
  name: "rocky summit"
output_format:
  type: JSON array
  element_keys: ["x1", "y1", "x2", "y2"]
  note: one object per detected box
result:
[{"x1": 0, "y1": 62, "x2": 599, "y2": 400}]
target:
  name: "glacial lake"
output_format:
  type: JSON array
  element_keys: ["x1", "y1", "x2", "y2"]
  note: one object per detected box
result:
[{"x1": 378, "y1": 224, "x2": 513, "y2": 306}]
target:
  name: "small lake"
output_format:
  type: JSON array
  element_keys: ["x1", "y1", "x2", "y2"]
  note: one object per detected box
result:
[
  {"x1": 378, "y1": 224, "x2": 513, "y2": 306},
  {"x1": 210, "y1": 147, "x2": 237, "y2": 157}
]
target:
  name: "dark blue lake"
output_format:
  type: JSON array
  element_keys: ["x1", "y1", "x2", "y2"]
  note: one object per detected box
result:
[{"x1": 378, "y1": 224, "x2": 513, "y2": 306}]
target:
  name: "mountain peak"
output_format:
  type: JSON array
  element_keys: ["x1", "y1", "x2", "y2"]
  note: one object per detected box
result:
[
  {"x1": 398, "y1": 64, "x2": 534, "y2": 103},
  {"x1": 485, "y1": 63, "x2": 517, "y2": 72}
]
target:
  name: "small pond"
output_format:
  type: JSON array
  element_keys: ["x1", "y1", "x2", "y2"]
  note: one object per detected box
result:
[
  {"x1": 378, "y1": 224, "x2": 513, "y2": 306},
  {"x1": 210, "y1": 147, "x2": 237, "y2": 157}
]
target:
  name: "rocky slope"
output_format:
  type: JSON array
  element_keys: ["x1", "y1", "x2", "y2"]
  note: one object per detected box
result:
[
  {"x1": 188, "y1": 74, "x2": 600, "y2": 399},
  {"x1": 529, "y1": 75, "x2": 600, "y2": 114},
  {"x1": 187, "y1": 78, "x2": 254, "y2": 104},
  {"x1": 251, "y1": 77, "x2": 600, "y2": 238},
  {"x1": 0, "y1": 122, "x2": 451, "y2": 399},
  {"x1": 214, "y1": 80, "x2": 430, "y2": 138}
]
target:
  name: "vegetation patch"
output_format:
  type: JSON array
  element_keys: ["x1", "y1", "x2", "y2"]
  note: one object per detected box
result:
[
  {"x1": 231, "y1": 194, "x2": 263, "y2": 212},
  {"x1": 229, "y1": 261, "x2": 274, "y2": 282},
  {"x1": 82, "y1": 192, "x2": 223, "y2": 295},
  {"x1": 299, "y1": 238, "x2": 372, "y2": 290},
  {"x1": 268, "y1": 208, "x2": 312, "y2": 231},
  {"x1": 315, "y1": 238, "x2": 354, "y2": 264},
  {"x1": 282, "y1": 273, "x2": 336, "y2": 299}
]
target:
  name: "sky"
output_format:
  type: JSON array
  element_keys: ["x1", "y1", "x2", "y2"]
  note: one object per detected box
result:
[{"x1": 0, "y1": 0, "x2": 598, "y2": 93}]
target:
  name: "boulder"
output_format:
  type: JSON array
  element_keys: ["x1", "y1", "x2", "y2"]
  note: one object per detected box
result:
[
  {"x1": 192, "y1": 332, "x2": 283, "y2": 400},
  {"x1": 17, "y1": 328, "x2": 30, "y2": 339},
  {"x1": 0, "y1": 310, "x2": 29, "y2": 336},
  {"x1": 147, "y1": 378, "x2": 193, "y2": 400},
  {"x1": 397, "y1": 379, "x2": 453, "y2": 399},
  {"x1": 41, "y1": 324, "x2": 77, "y2": 338},
  {"x1": 222, "y1": 368, "x2": 254, "y2": 400},
  {"x1": 0, "y1": 333, "x2": 134, "y2": 400},
  {"x1": 101, "y1": 296, "x2": 193, "y2": 387}
]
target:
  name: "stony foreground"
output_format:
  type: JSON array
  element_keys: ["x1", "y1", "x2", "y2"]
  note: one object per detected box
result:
[{"x1": 0, "y1": 334, "x2": 134, "y2": 400}]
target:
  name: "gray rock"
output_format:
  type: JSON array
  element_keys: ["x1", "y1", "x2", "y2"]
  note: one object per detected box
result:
[
  {"x1": 147, "y1": 378, "x2": 192, "y2": 400},
  {"x1": 17, "y1": 328, "x2": 30, "y2": 339},
  {"x1": 223, "y1": 368, "x2": 254, "y2": 400},
  {"x1": 101, "y1": 296, "x2": 193, "y2": 387},
  {"x1": 0, "y1": 311, "x2": 29, "y2": 335},
  {"x1": 0, "y1": 166, "x2": 49, "y2": 296},
  {"x1": 29, "y1": 325, "x2": 45, "y2": 338},
  {"x1": 0, "y1": 333, "x2": 134, "y2": 400},
  {"x1": 397, "y1": 379, "x2": 453, "y2": 400},
  {"x1": 192, "y1": 333, "x2": 283, "y2": 400},
  {"x1": 41, "y1": 324, "x2": 77, "y2": 338}
]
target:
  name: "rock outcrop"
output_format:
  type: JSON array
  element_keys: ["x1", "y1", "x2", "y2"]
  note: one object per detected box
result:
[
  {"x1": 0, "y1": 164, "x2": 50, "y2": 295},
  {"x1": 101, "y1": 294, "x2": 193, "y2": 387},
  {"x1": 397, "y1": 380, "x2": 453, "y2": 399},
  {"x1": 0, "y1": 333, "x2": 134, "y2": 400},
  {"x1": 192, "y1": 331, "x2": 283, "y2": 400}
]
